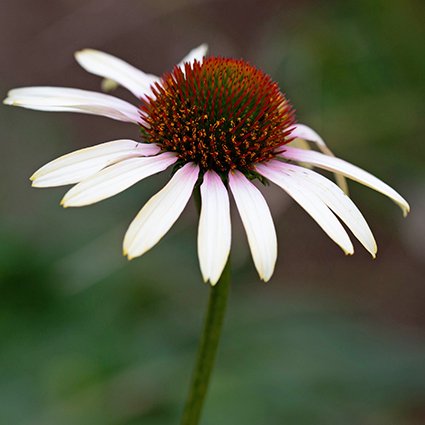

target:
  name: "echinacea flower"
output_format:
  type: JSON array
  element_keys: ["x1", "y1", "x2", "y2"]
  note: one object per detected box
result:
[{"x1": 4, "y1": 44, "x2": 409, "y2": 284}]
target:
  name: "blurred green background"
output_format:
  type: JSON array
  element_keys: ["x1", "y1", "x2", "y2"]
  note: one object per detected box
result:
[{"x1": 1, "y1": 0, "x2": 425, "y2": 424}]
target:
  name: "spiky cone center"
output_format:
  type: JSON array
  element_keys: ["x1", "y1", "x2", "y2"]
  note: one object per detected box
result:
[{"x1": 140, "y1": 57, "x2": 296, "y2": 175}]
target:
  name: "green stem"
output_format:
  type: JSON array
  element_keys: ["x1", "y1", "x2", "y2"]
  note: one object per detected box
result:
[{"x1": 180, "y1": 261, "x2": 231, "y2": 425}]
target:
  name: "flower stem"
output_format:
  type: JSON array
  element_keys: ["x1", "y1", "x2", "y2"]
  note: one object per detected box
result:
[{"x1": 180, "y1": 261, "x2": 231, "y2": 425}]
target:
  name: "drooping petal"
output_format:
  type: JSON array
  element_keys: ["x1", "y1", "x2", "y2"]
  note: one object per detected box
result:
[
  {"x1": 75, "y1": 49, "x2": 159, "y2": 98},
  {"x1": 271, "y1": 162, "x2": 377, "y2": 257},
  {"x1": 289, "y1": 124, "x2": 327, "y2": 150},
  {"x1": 257, "y1": 161, "x2": 354, "y2": 255},
  {"x1": 123, "y1": 163, "x2": 199, "y2": 259},
  {"x1": 288, "y1": 123, "x2": 349, "y2": 194},
  {"x1": 3, "y1": 87, "x2": 142, "y2": 123},
  {"x1": 281, "y1": 146, "x2": 410, "y2": 217},
  {"x1": 61, "y1": 152, "x2": 177, "y2": 207},
  {"x1": 177, "y1": 44, "x2": 208, "y2": 69},
  {"x1": 31, "y1": 140, "x2": 161, "y2": 188},
  {"x1": 228, "y1": 170, "x2": 277, "y2": 282},
  {"x1": 198, "y1": 171, "x2": 231, "y2": 285}
]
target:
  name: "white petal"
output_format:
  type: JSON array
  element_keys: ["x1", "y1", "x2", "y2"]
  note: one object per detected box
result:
[
  {"x1": 288, "y1": 123, "x2": 349, "y2": 194},
  {"x1": 228, "y1": 171, "x2": 277, "y2": 282},
  {"x1": 31, "y1": 140, "x2": 160, "y2": 187},
  {"x1": 75, "y1": 49, "x2": 160, "y2": 98},
  {"x1": 61, "y1": 152, "x2": 177, "y2": 207},
  {"x1": 4, "y1": 87, "x2": 141, "y2": 123},
  {"x1": 282, "y1": 146, "x2": 410, "y2": 217},
  {"x1": 198, "y1": 171, "x2": 231, "y2": 285},
  {"x1": 123, "y1": 163, "x2": 199, "y2": 259},
  {"x1": 289, "y1": 123, "x2": 327, "y2": 149},
  {"x1": 276, "y1": 163, "x2": 377, "y2": 257},
  {"x1": 257, "y1": 161, "x2": 354, "y2": 255},
  {"x1": 177, "y1": 43, "x2": 208, "y2": 69}
]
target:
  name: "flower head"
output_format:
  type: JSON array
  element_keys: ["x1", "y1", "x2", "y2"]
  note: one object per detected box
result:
[
  {"x1": 142, "y1": 57, "x2": 295, "y2": 173},
  {"x1": 4, "y1": 44, "x2": 409, "y2": 284}
]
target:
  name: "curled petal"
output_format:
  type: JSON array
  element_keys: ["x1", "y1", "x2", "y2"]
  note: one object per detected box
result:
[{"x1": 281, "y1": 146, "x2": 410, "y2": 217}]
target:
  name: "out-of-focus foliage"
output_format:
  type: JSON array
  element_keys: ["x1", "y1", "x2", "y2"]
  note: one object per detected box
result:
[
  {"x1": 1, "y1": 0, "x2": 424, "y2": 424},
  {"x1": 1, "y1": 230, "x2": 425, "y2": 425}
]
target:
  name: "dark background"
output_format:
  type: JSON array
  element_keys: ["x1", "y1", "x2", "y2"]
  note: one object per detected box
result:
[{"x1": 1, "y1": 0, "x2": 424, "y2": 424}]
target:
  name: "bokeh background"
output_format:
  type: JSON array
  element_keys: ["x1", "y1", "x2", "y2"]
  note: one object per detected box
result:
[{"x1": 1, "y1": 0, "x2": 425, "y2": 424}]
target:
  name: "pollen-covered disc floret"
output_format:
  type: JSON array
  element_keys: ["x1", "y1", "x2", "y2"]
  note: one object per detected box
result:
[{"x1": 140, "y1": 58, "x2": 295, "y2": 173}]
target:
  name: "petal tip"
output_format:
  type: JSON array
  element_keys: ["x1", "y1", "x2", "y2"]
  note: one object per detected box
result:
[
  {"x1": 370, "y1": 243, "x2": 378, "y2": 259},
  {"x1": 208, "y1": 279, "x2": 218, "y2": 286},
  {"x1": 123, "y1": 245, "x2": 145, "y2": 261},
  {"x1": 258, "y1": 269, "x2": 274, "y2": 282},
  {"x1": 60, "y1": 195, "x2": 70, "y2": 207},
  {"x1": 123, "y1": 245, "x2": 136, "y2": 260},
  {"x1": 60, "y1": 195, "x2": 71, "y2": 207},
  {"x1": 402, "y1": 202, "x2": 410, "y2": 217},
  {"x1": 201, "y1": 271, "x2": 216, "y2": 285},
  {"x1": 74, "y1": 48, "x2": 94, "y2": 59},
  {"x1": 341, "y1": 242, "x2": 355, "y2": 256},
  {"x1": 3, "y1": 97, "x2": 15, "y2": 106},
  {"x1": 209, "y1": 274, "x2": 221, "y2": 285},
  {"x1": 125, "y1": 251, "x2": 135, "y2": 261},
  {"x1": 126, "y1": 250, "x2": 142, "y2": 261}
]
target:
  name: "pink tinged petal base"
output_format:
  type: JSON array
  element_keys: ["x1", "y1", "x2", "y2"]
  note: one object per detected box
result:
[
  {"x1": 256, "y1": 161, "x2": 354, "y2": 255},
  {"x1": 266, "y1": 162, "x2": 377, "y2": 257},
  {"x1": 198, "y1": 171, "x2": 231, "y2": 285},
  {"x1": 288, "y1": 123, "x2": 349, "y2": 194},
  {"x1": 228, "y1": 171, "x2": 277, "y2": 282},
  {"x1": 3, "y1": 87, "x2": 142, "y2": 124},
  {"x1": 61, "y1": 152, "x2": 177, "y2": 207},
  {"x1": 75, "y1": 49, "x2": 159, "y2": 99},
  {"x1": 123, "y1": 163, "x2": 200, "y2": 260},
  {"x1": 31, "y1": 140, "x2": 161, "y2": 187},
  {"x1": 281, "y1": 146, "x2": 410, "y2": 217}
]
